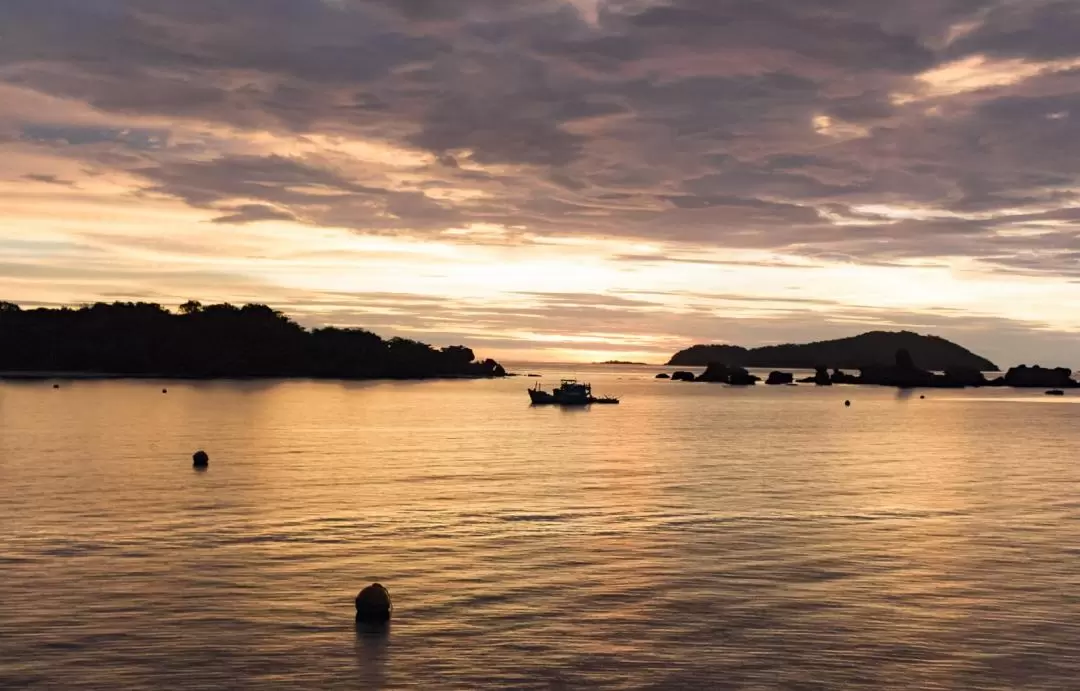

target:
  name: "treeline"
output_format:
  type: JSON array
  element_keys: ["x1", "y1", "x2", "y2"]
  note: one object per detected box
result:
[{"x1": 0, "y1": 301, "x2": 506, "y2": 379}]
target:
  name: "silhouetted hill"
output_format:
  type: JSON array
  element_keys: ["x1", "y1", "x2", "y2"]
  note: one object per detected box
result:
[
  {"x1": 668, "y1": 331, "x2": 997, "y2": 371},
  {"x1": 0, "y1": 301, "x2": 506, "y2": 380}
]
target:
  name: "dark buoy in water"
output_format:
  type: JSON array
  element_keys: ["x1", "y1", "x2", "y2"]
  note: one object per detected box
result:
[
  {"x1": 844, "y1": 400, "x2": 851, "y2": 407},
  {"x1": 920, "y1": 395, "x2": 925, "y2": 399},
  {"x1": 355, "y1": 583, "x2": 393, "y2": 623},
  {"x1": 162, "y1": 388, "x2": 168, "y2": 394},
  {"x1": 53, "y1": 384, "x2": 60, "y2": 389},
  {"x1": 192, "y1": 450, "x2": 209, "y2": 468}
]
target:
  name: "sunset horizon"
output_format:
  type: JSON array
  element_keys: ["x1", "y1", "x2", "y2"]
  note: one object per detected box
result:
[{"x1": 4, "y1": 1, "x2": 1080, "y2": 366}]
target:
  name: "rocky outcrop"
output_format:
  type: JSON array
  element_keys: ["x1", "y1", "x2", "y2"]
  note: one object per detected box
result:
[
  {"x1": 766, "y1": 371, "x2": 794, "y2": 385},
  {"x1": 830, "y1": 369, "x2": 859, "y2": 385},
  {"x1": 729, "y1": 368, "x2": 761, "y2": 386},
  {"x1": 1002, "y1": 365, "x2": 1078, "y2": 388},
  {"x1": 942, "y1": 367, "x2": 987, "y2": 387},
  {"x1": 858, "y1": 348, "x2": 936, "y2": 388},
  {"x1": 671, "y1": 371, "x2": 696, "y2": 382},
  {"x1": 695, "y1": 363, "x2": 730, "y2": 383},
  {"x1": 813, "y1": 366, "x2": 832, "y2": 386},
  {"x1": 655, "y1": 373, "x2": 671, "y2": 379},
  {"x1": 696, "y1": 363, "x2": 761, "y2": 385}
]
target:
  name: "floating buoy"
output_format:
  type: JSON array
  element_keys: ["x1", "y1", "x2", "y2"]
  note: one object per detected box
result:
[
  {"x1": 53, "y1": 384, "x2": 60, "y2": 389},
  {"x1": 844, "y1": 400, "x2": 851, "y2": 407},
  {"x1": 192, "y1": 450, "x2": 209, "y2": 468},
  {"x1": 920, "y1": 395, "x2": 925, "y2": 399},
  {"x1": 355, "y1": 583, "x2": 393, "y2": 623},
  {"x1": 162, "y1": 388, "x2": 168, "y2": 394}
]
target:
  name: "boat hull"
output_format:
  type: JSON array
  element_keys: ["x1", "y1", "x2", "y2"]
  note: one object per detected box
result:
[{"x1": 527, "y1": 389, "x2": 619, "y2": 405}]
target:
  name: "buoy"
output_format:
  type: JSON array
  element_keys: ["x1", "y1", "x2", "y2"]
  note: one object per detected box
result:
[
  {"x1": 192, "y1": 450, "x2": 209, "y2": 468},
  {"x1": 844, "y1": 400, "x2": 851, "y2": 407},
  {"x1": 53, "y1": 384, "x2": 60, "y2": 389},
  {"x1": 920, "y1": 395, "x2": 925, "y2": 399},
  {"x1": 162, "y1": 388, "x2": 168, "y2": 394},
  {"x1": 355, "y1": 583, "x2": 393, "y2": 622}
]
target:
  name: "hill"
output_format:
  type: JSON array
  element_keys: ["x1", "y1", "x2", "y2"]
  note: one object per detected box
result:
[
  {"x1": 0, "y1": 300, "x2": 506, "y2": 380},
  {"x1": 667, "y1": 331, "x2": 998, "y2": 371}
]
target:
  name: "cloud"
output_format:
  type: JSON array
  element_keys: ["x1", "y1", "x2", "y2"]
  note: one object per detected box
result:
[
  {"x1": 3, "y1": 0, "x2": 1080, "y2": 363},
  {"x1": 22, "y1": 173, "x2": 77, "y2": 187},
  {"x1": 210, "y1": 204, "x2": 297, "y2": 225}
]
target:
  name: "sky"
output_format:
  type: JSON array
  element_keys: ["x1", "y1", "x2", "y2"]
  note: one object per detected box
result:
[{"x1": 2, "y1": 0, "x2": 1080, "y2": 365}]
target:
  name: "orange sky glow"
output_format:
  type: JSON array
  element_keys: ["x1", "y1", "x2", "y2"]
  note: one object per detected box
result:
[{"x1": 2, "y1": 1, "x2": 1080, "y2": 365}]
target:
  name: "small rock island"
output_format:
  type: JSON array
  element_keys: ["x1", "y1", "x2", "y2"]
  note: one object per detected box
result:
[
  {"x1": 661, "y1": 332, "x2": 1078, "y2": 389},
  {"x1": 668, "y1": 331, "x2": 997, "y2": 371}
]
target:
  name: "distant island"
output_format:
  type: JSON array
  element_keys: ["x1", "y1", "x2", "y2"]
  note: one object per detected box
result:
[
  {"x1": 668, "y1": 331, "x2": 997, "y2": 371},
  {"x1": 0, "y1": 301, "x2": 506, "y2": 380},
  {"x1": 595, "y1": 360, "x2": 649, "y2": 366}
]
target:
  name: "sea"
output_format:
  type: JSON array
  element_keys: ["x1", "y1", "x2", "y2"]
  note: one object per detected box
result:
[{"x1": 1, "y1": 364, "x2": 1079, "y2": 689}]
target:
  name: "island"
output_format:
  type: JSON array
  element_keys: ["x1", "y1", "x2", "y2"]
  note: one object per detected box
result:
[
  {"x1": 595, "y1": 360, "x2": 649, "y2": 366},
  {"x1": 0, "y1": 300, "x2": 507, "y2": 380},
  {"x1": 661, "y1": 346, "x2": 1078, "y2": 389},
  {"x1": 668, "y1": 331, "x2": 997, "y2": 371}
]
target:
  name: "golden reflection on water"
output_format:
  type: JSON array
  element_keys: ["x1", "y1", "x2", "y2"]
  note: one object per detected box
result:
[{"x1": 2, "y1": 370, "x2": 1080, "y2": 688}]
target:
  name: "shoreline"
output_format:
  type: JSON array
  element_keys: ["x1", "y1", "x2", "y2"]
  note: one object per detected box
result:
[{"x1": 0, "y1": 371, "x2": 510, "y2": 382}]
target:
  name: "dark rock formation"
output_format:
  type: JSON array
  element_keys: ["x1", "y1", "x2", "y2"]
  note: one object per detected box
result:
[
  {"x1": 845, "y1": 400, "x2": 851, "y2": 407},
  {"x1": 192, "y1": 450, "x2": 209, "y2": 467},
  {"x1": 671, "y1": 371, "x2": 696, "y2": 382},
  {"x1": 355, "y1": 583, "x2": 393, "y2": 623},
  {"x1": 1003, "y1": 365, "x2": 1078, "y2": 388},
  {"x1": 696, "y1": 363, "x2": 760, "y2": 385},
  {"x1": 695, "y1": 363, "x2": 731, "y2": 383},
  {"x1": 766, "y1": 371, "x2": 794, "y2": 385},
  {"x1": 813, "y1": 366, "x2": 832, "y2": 386},
  {"x1": 856, "y1": 348, "x2": 936, "y2": 388},
  {"x1": 1046, "y1": 389, "x2": 1066, "y2": 396},
  {"x1": 728, "y1": 368, "x2": 761, "y2": 386},
  {"x1": 655, "y1": 373, "x2": 671, "y2": 379},
  {"x1": 942, "y1": 367, "x2": 986, "y2": 387},
  {"x1": 480, "y1": 359, "x2": 507, "y2": 378},
  {"x1": 668, "y1": 331, "x2": 996, "y2": 371},
  {"x1": 831, "y1": 369, "x2": 858, "y2": 385}
]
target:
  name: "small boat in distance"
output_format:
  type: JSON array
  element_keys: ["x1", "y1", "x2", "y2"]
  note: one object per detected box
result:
[{"x1": 529, "y1": 380, "x2": 620, "y2": 405}]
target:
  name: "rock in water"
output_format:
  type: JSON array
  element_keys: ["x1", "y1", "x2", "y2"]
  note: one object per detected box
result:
[
  {"x1": 355, "y1": 583, "x2": 393, "y2": 622},
  {"x1": 162, "y1": 388, "x2": 168, "y2": 394},
  {"x1": 766, "y1": 371, "x2": 794, "y2": 386},
  {"x1": 813, "y1": 367, "x2": 832, "y2": 386},
  {"x1": 671, "y1": 371, "x2": 696, "y2": 382},
  {"x1": 192, "y1": 450, "x2": 209, "y2": 467},
  {"x1": 655, "y1": 373, "x2": 671, "y2": 379},
  {"x1": 845, "y1": 400, "x2": 851, "y2": 407}
]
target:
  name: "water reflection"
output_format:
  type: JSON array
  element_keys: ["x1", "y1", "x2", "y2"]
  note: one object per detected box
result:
[
  {"x1": 353, "y1": 622, "x2": 390, "y2": 688},
  {"x1": 3, "y1": 376, "x2": 1080, "y2": 688}
]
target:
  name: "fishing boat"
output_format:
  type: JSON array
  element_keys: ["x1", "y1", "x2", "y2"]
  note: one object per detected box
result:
[{"x1": 528, "y1": 380, "x2": 619, "y2": 405}]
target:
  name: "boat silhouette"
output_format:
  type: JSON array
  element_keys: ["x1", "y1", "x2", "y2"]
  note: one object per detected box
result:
[{"x1": 528, "y1": 380, "x2": 619, "y2": 405}]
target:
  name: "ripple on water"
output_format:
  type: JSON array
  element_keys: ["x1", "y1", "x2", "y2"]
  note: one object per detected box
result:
[{"x1": 2, "y1": 378, "x2": 1080, "y2": 688}]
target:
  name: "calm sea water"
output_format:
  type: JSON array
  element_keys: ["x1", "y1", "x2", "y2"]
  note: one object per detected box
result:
[{"x1": 2, "y1": 365, "x2": 1079, "y2": 689}]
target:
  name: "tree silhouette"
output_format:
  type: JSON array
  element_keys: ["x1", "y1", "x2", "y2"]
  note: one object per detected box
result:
[{"x1": 0, "y1": 301, "x2": 505, "y2": 380}]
